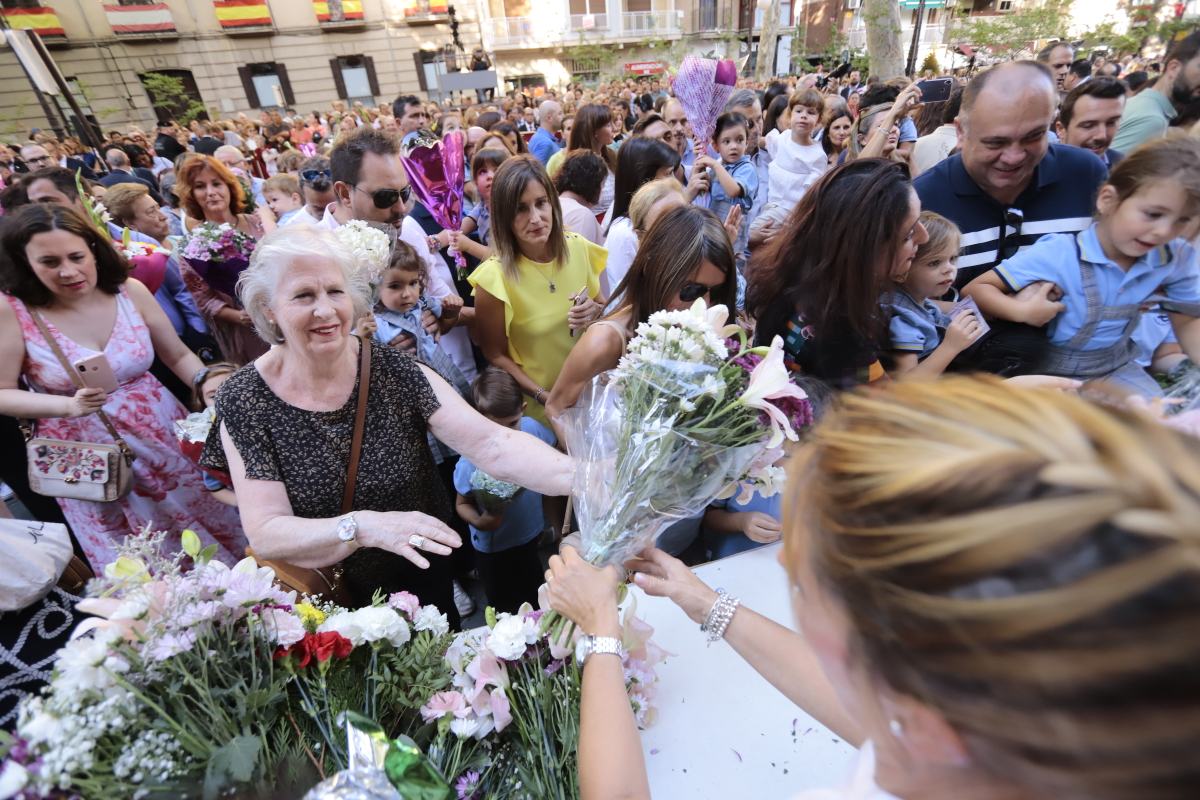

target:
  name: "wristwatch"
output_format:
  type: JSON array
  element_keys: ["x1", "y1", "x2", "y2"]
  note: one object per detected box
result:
[
  {"x1": 574, "y1": 635, "x2": 625, "y2": 666},
  {"x1": 335, "y1": 512, "x2": 358, "y2": 544}
]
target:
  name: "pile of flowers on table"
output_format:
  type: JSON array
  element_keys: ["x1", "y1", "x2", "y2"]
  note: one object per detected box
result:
[{"x1": 0, "y1": 529, "x2": 664, "y2": 799}]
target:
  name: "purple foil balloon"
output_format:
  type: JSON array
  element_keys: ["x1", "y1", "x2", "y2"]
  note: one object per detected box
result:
[
  {"x1": 673, "y1": 57, "x2": 738, "y2": 147},
  {"x1": 402, "y1": 131, "x2": 467, "y2": 277}
]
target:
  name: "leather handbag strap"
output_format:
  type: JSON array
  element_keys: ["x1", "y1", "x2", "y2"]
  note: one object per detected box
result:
[
  {"x1": 28, "y1": 309, "x2": 133, "y2": 461},
  {"x1": 342, "y1": 336, "x2": 371, "y2": 514}
]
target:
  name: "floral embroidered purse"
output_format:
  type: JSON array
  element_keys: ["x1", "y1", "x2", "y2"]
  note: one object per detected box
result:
[{"x1": 24, "y1": 311, "x2": 134, "y2": 503}]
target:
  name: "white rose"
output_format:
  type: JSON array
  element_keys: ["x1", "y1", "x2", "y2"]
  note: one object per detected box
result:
[
  {"x1": 412, "y1": 605, "x2": 450, "y2": 637},
  {"x1": 318, "y1": 610, "x2": 364, "y2": 646},
  {"x1": 486, "y1": 614, "x2": 537, "y2": 661},
  {"x1": 262, "y1": 607, "x2": 305, "y2": 647}
]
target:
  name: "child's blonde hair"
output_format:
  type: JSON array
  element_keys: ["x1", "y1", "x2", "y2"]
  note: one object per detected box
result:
[
  {"x1": 913, "y1": 210, "x2": 961, "y2": 266},
  {"x1": 262, "y1": 173, "x2": 299, "y2": 196},
  {"x1": 1106, "y1": 132, "x2": 1200, "y2": 214}
]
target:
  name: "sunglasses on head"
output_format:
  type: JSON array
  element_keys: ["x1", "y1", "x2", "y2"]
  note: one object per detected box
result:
[
  {"x1": 300, "y1": 168, "x2": 331, "y2": 184},
  {"x1": 353, "y1": 183, "x2": 412, "y2": 209},
  {"x1": 678, "y1": 282, "x2": 712, "y2": 303}
]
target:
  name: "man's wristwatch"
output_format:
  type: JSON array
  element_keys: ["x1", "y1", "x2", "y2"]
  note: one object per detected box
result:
[
  {"x1": 336, "y1": 512, "x2": 358, "y2": 545},
  {"x1": 575, "y1": 634, "x2": 625, "y2": 666}
]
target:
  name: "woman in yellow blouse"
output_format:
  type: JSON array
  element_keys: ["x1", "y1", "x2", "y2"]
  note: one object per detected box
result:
[{"x1": 469, "y1": 155, "x2": 607, "y2": 425}]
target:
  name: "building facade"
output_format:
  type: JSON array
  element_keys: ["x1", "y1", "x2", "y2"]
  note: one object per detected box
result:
[{"x1": 0, "y1": 0, "x2": 483, "y2": 136}]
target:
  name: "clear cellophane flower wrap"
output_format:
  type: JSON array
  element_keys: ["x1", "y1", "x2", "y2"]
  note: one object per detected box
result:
[
  {"x1": 401, "y1": 130, "x2": 466, "y2": 279},
  {"x1": 542, "y1": 300, "x2": 810, "y2": 639},
  {"x1": 672, "y1": 57, "x2": 738, "y2": 149}
]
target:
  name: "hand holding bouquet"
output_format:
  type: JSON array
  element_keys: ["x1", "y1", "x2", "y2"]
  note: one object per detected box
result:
[{"x1": 181, "y1": 222, "x2": 257, "y2": 303}]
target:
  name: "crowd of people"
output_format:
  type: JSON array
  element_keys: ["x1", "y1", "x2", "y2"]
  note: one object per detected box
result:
[{"x1": 2, "y1": 29, "x2": 1200, "y2": 798}]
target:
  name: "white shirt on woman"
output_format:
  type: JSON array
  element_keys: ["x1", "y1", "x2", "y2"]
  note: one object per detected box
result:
[
  {"x1": 601, "y1": 216, "x2": 638, "y2": 297},
  {"x1": 792, "y1": 742, "x2": 899, "y2": 800}
]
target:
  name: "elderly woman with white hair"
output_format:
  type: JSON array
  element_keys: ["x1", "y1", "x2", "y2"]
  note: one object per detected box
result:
[{"x1": 200, "y1": 226, "x2": 573, "y2": 623}]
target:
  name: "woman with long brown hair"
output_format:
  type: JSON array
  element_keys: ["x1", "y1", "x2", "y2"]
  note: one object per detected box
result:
[
  {"x1": 747, "y1": 158, "x2": 927, "y2": 390},
  {"x1": 0, "y1": 203, "x2": 245, "y2": 570},
  {"x1": 544, "y1": 204, "x2": 735, "y2": 555},
  {"x1": 547, "y1": 376, "x2": 1200, "y2": 799},
  {"x1": 468, "y1": 155, "x2": 607, "y2": 425},
  {"x1": 548, "y1": 103, "x2": 618, "y2": 215}
]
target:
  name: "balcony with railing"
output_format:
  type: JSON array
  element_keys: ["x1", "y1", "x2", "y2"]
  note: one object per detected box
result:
[{"x1": 484, "y1": 2, "x2": 682, "y2": 49}]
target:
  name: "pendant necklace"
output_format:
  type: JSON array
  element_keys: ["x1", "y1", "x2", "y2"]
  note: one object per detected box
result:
[{"x1": 529, "y1": 261, "x2": 557, "y2": 293}]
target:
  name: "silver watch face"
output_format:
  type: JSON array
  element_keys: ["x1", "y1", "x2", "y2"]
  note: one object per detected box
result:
[
  {"x1": 336, "y1": 514, "x2": 357, "y2": 543},
  {"x1": 574, "y1": 635, "x2": 590, "y2": 664}
]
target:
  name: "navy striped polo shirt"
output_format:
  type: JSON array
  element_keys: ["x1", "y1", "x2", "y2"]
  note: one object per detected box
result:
[{"x1": 914, "y1": 143, "x2": 1108, "y2": 289}]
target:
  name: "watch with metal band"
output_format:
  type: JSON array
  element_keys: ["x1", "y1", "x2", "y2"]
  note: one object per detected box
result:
[
  {"x1": 335, "y1": 512, "x2": 358, "y2": 544},
  {"x1": 574, "y1": 634, "x2": 625, "y2": 666}
]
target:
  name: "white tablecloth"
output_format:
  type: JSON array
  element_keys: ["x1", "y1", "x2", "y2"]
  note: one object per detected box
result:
[{"x1": 633, "y1": 543, "x2": 857, "y2": 798}]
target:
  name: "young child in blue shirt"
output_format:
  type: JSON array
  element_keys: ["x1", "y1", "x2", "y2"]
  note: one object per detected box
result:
[
  {"x1": 882, "y1": 211, "x2": 985, "y2": 377},
  {"x1": 453, "y1": 368, "x2": 555, "y2": 613},
  {"x1": 365, "y1": 240, "x2": 469, "y2": 395},
  {"x1": 965, "y1": 136, "x2": 1200, "y2": 396},
  {"x1": 694, "y1": 112, "x2": 758, "y2": 234}
]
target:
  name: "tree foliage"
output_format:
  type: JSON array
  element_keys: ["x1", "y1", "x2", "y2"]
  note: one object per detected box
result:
[
  {"x1": 920, "y1": 52, "x2": 941, "y2": 74},
  {"x1": 947, "y1": 0, "x2": 1072, "y2": 59},
  {"x1": 141, "y1": 71, "x2": 207, "y2": 125}
]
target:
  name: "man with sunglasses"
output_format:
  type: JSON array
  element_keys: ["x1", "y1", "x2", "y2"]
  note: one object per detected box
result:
[
  {"x1": 281, "y1": 155, "x2": 337, "y2": 228},
  {"x1": 323, "y1": 127, "x2": 470, "y2": 363}
]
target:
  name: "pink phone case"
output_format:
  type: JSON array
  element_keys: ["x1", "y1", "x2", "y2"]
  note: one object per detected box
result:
[{"x1": 72, "y1": 354, "x2": 119, "y2": 393}]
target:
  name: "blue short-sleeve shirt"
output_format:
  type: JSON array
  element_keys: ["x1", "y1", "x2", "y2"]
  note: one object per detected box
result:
[
  {"x1": 708, "y1": 155, "x2": 758, "y2": 214},
  {"x1": 1132, "y1": 310, "x2": 1177, "y2": 367},
  {"x1": 914, "y1": 144, "x2": 1107, "y2": 288},
  {"x1": 993, "y1": 224, "x2": 1200, "y2": 349},
  {"x1": 898, "y1": 116, "x2": 918, "y2": 144},
  {"x1": 882, "y1": 290, "x2": 951, "y2": 359},
  {"x1": 453, "y1": 417, "x2": 556, "y2": 553}
]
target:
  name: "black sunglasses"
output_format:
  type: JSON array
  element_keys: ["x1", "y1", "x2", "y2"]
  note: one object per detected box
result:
[
  {"x1": 678, "y1": 282, "x2": 711, "y2": 303},
  {"x1": 998, "y1": 208, "x2": 1024, "y2": 260},
  {"x1": 353, "y1": 183, "x2": 412, "y2": 209},
  {"x1": 300, "y1": 168, "x2": 331, "y2": 184}
]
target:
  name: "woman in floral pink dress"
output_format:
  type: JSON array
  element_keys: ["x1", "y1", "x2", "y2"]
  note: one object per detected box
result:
[{"x1": 0, "y1": 204, "x2": 246, "y2": 570}]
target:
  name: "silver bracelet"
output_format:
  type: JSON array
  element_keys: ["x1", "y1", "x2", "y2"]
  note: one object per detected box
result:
[{"x1": 700, "y1": 589, "x2": 740, "y2": 644}]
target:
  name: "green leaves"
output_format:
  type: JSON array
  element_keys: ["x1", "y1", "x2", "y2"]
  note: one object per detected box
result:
[{"x1": 204, "y1": 735, "x2": 262, "y2": 799}]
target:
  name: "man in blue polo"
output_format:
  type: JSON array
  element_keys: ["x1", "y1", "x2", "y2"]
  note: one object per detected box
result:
[
  {"x1": 915, "y1": 60, "x2": 1107, "y2": 290},
  {"x1": 528, "y1": 99, "x2": 562, "y2": 166}
]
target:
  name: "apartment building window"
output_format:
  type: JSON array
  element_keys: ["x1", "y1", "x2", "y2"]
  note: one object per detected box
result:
[
  {"x1": 330, "y1": 55, "x2": 380, "y2": 105},
  {"x1": 0, "y1": 0, "x2": 42, "y2": 8},
  {"x1": 568, "y1": 0, "x2": 607, "y2": 14},
  {"x1": 697, "y1": 0, "x2": 718, "y2": 31},
  {"x1": 115, "y1": 1, "x2": 159, "y2": 6},
  {"x1": 237, "y1": 62, "x2": 295, "y2": 109},
  {"x1": 566, "y1": 58, "x2": 600, "y2": 84},
  {"x1": 139, "y1": 69, "x2": 207, "y2": 124}
]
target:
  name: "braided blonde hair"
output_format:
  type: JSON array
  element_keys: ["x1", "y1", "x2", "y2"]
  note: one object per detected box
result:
[{"x1": 786, "y1": 376, "x2": 1200, "y2": 800}]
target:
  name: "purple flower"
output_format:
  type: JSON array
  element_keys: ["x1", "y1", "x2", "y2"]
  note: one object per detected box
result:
[
  {"x1": 544, "y1": 658, "x2": 564, "y2": 676},
  {"x1": 454, "y1": 770, "x2": 482, "y2": 800}
]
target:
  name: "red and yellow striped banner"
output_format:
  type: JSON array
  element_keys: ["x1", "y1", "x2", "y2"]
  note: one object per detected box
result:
[
  {"x1": 403, "y1": 0, "x2": 448, "y2": 16},
  {"x1": 213, "y1": 0, "x2": 272, "y2": 28},
  {"x1": 313, "y1": 0, "x2": 364, "y2": 23},
  {"x1": 104, "y1": 3, "x2": 176, "y2": 34},
  {"x1": 3, "y1": 7, "x2": 65, "y2": 37}
]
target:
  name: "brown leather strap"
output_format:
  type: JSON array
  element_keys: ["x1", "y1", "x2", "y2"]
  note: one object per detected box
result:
[
  {"x1": 28, "y1": 308, "x2": 134, "y2": 463},
  {"x1": 342, "y1": 336, "x2": 371, "y2": 514}
]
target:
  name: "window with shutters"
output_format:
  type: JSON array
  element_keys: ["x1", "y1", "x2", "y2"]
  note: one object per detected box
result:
[
  {"x1": 237, "y1": 63, "x2": 295, "y2": 109},
  {"x1": 330, "y1": 55, "x2": 380, "y2": 104}
]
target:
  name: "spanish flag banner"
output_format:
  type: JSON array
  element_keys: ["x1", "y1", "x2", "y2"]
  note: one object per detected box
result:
[
  {"x1": 3, "y1": 6, "x2": 66, "y2": 37},
  {"x1": 403, "y1": 0, "x2": 449, "y2": 16},
  {"x1": 213, "y1": 0, "x2": 272, "y2": 28},
  {"x1": 313, "y1": 0, "x2": 365, "y2": 23}
]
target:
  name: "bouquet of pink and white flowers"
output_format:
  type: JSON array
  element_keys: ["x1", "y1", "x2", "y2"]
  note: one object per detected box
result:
[{"x1": 181, "y1": 222, "x2": 257, "y2": 302}]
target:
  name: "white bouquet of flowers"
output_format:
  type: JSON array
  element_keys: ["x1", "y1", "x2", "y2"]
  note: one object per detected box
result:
[
  {"x1": 559, "y1": 299, "x2": 809, "y2": 569},
  {"x1": 334, "y1": 219, "x2": 392, "y2": 293}
]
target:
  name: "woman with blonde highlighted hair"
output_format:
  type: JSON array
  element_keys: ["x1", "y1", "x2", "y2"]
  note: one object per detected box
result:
[{"x1": 545, "y1": 376, "x2": 1200, "y2": 799}]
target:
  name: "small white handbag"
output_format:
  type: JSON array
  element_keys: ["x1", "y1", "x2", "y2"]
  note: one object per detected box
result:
[{"x1": 0, "y1": 519, "x2": 74, "y2": 611}]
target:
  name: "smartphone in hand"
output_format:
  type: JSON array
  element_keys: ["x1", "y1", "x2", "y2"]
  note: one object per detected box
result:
[
  {"x1": 916, "y1": 78, "x2": 954, "y2": 104},
  {"x1": 72, "y1": 353, "x2": 119, "y2": 393}
]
